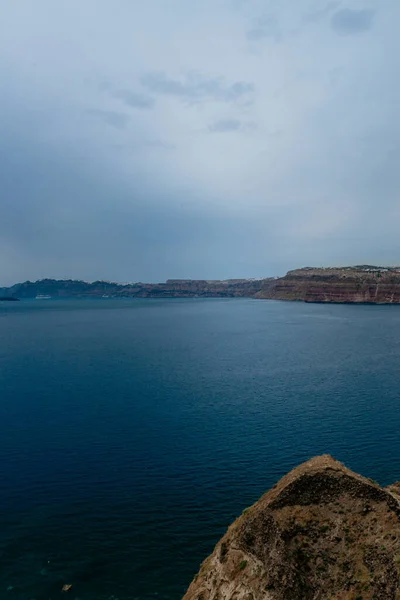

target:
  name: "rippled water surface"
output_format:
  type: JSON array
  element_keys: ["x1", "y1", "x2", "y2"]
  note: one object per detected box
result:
[{"x1": 1, "y1": 298, "x2": 400, "y2": 599}]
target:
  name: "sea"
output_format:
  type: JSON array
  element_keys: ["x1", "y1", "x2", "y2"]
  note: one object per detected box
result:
[{"x1": 1, "y1": 298, "x2": 400, "y2": 600}]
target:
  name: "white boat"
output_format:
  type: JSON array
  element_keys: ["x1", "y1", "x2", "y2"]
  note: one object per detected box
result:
[{"x1": 35, "y1": 294, "x2": 52, "y2": 299}]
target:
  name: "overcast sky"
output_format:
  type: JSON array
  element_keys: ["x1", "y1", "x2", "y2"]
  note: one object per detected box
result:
[{"x1": 1, "y1": 0, "x2": 399, "y2": 285}]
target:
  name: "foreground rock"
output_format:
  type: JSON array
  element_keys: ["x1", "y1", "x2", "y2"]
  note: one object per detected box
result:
[{"x1": 183, "y1": 455, "x2": 400, "y2": 600}]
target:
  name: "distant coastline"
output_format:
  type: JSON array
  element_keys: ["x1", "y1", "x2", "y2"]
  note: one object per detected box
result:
[
  {"x1": 0, "y1": 277, "x2": 269, "y2": 300},
  {"x1": 2, "y1": 266, "x2": 400, "y2": 303}
]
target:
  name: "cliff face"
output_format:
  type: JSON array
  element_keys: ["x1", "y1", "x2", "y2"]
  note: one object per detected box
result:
[
  {"x1": 183, "y1": 455, "x2": 400, "y2": 600},
  {"x1": 4, "y1": 267, "x2": 400, "y2": 303},
  {"x1": 118, "y1": 279, "x2": 268, "y2": 298},
  {"x1": 257, "y1": 267, "x2": 400, "y2": 303},
  {"x1": 0, "y1": 278, "x2": 270, "y2": 299}
]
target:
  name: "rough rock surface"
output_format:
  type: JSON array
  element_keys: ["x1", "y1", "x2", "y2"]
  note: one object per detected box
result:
[{"x1": 183, "y1": 455, "x2": 400, "y2": 600}]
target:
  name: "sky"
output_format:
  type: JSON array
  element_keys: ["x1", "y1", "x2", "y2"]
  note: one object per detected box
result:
[{"x1": 1, "y1": 0, "x2": 399, "y2": 285}]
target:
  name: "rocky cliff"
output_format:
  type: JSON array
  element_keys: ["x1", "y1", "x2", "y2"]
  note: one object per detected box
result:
[
  {"x1": 0, "y1": 278, "x2": 270, "y2": 299},
  {"x1": 3, "y1": 267, "x2": 400, "y2": 303},
  {"x1": 257, "y1": 266, "x2": 400, "y2": 303},
  {"x1": 183, "y1": 455, "x2": 400, "y2": 600}
]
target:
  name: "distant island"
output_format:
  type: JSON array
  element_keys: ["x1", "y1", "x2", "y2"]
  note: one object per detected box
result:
[
  {"x1": 2, "y1": 266, "x2": 400, "y2": 303},
  {"x1": 0, "y1": 278, "x2": 269, "y2": 300},
  {"x1": 0, "y1": 296, "x2": 19, "y2": 301}
]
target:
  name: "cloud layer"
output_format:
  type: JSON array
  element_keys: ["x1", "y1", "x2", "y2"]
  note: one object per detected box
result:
[
  {"x1": 331, "y1": 8, "x2": 375, "y2": 35},
  {"x1": 0, "y1": 0, "x2": 399, "y2": 285}
]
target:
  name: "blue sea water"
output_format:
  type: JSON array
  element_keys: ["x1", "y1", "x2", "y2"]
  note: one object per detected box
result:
[{"x1": 1, "y1": 298, "x2": 400, "y2": 600}]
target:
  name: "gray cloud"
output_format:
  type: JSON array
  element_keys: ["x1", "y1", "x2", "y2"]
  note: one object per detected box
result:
[
  {"x1": 86, "y1": 109, "x2": 129, "y2": 129},
  {"x1": 247, "y1": 15, "x2": 282, "y2": 42},
  {"x1": 0, "y1": 116, "x2": 273, "y2": 285},
  {"x1": 113, "y1": 89, "x2": 155, "y2": 109},
  {"x1": 142, "y1": 140, "x2": 176, "y2": 150},
  {"x1": 140, "y1": 71, "x2": 254, "y2": 104},
  {"x1": 331, "y1": 8, "x2": 375, "y2": 35},
  {"x1": 327, "y1": 66, "x2": 343, "y2": 87},
  {"x1": 208, "y1": 119, "x2": 256, "y2": 133},
  {"x1": 209, "y1": 119, "x2": 241, "y2": 132},
  {"x1": 303, "y1": 2, "x2": 340, "y2": 24}
]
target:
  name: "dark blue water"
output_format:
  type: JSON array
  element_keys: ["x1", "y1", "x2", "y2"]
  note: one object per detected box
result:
[{"x1": 1, "y1": 298, "x2": 400, "y2": 600}]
